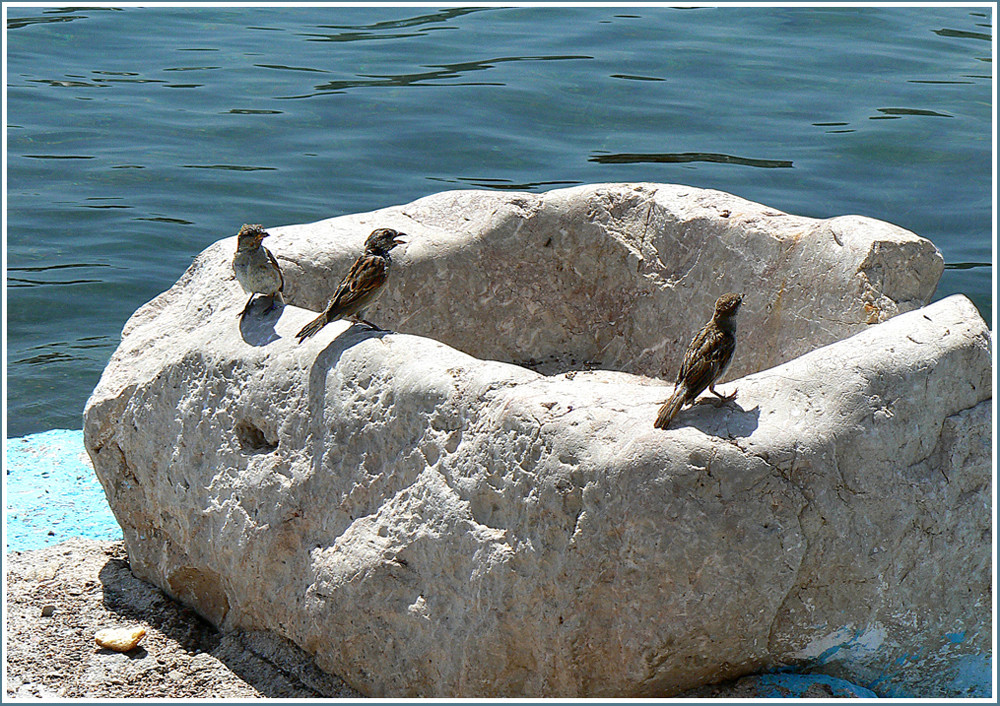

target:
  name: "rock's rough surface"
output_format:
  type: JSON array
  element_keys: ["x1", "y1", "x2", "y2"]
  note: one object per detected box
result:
[
  {"x1": 104, "y1": 183, "x2": 943, "y2": 385},
  {"x1": 84, "y1": 185, "x2": 989, "y2": 697},
  {"x1": 4, "y1": 538, "x2": 881, "y2": 699}
]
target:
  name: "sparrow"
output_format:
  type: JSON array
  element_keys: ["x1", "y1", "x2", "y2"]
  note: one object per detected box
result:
[
  {"x1": 296, "y1": 227, "x2": 406, "y2": 342},
  {"x1": 232, "y1": 223, "x2": 284, "y2": 317},
  {"x1": 654, "y1": 292, "x2": 743, "y2": 430}
]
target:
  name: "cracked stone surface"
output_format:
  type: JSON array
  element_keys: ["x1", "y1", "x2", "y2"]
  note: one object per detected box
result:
[{"x1": 83, "y1": 185, "x2": 988, "y2": 697}]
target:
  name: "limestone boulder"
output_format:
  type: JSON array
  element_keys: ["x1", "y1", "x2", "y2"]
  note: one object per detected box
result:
[
  {"x1": 84, "y1": 185, "x2": 989, "y2": 697},
  {"x1": 109, "y1": 183, "x2": 944, "y2": 383}
]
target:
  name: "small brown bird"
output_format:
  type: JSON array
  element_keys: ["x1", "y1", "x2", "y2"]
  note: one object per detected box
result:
[
  {"x1": 296, "y1": 227, "x2": 406, "y2": 342},
  {"x1": 654, "y1": 292, "x2": 743, "y2": 430},
  {"x1": 232, "y1": 224, "x2": 284, "y2": 317}
]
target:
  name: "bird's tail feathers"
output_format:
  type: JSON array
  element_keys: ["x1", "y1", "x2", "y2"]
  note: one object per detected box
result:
[
  {"x1": 296, "y1": 312, "x2": 328, "y2": 342},
  {"x1": 654, "y1": 387, "x2": 687, "y2": 430}
]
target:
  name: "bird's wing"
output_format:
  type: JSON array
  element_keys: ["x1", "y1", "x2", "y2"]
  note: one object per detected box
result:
[
  {"x1": 265, "y1": 247, "x2": 284, "y2": 292},
  {"x1": 676, "y1": 325, "x2": 735, "y2": 399},
  {"x1": 325, "y1": 254, "x2": 388, "y2": 316}
]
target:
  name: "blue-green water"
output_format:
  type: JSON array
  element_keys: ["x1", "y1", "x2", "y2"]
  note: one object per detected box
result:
[{"x1": 6, "y1": 6, "x2": 994, "y2": 439}]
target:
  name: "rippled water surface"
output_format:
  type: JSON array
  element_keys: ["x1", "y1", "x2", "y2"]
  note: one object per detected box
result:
[{"x1": 6, "y1": 6, "x2": 994, "y2": 437}]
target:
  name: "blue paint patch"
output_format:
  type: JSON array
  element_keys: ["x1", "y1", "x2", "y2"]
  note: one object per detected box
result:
[
  {"x1": 950, "y1": 654, "x2": 992, "y2": 698},
  {"x1": 945, "y1": 631, "x2": 966, "y2": 644},
  {"x1": 757, "y1": 673, "x2": 878, "y2": 698},
  {"x1": 5, "y1": 429, "x2": 122, "y2": 552}
]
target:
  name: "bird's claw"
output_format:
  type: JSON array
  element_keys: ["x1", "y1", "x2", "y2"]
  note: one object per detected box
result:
[{"x1": 707, "y1": 384, "x2": 737, "y2": 405}]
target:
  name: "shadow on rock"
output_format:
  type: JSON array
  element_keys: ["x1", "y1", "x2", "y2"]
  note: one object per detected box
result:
[
  {"x1": 303, "y1": 323, "x2": 391, "y2": 466},
  {"x1": 98, "y1": 557, "x2": 219, "y2": 655},
  {"x1": 98, "y1": 645, "x2": 149, "y2": 660},
  {"x1": 672, "y1": 399, "x2": 761, "y2": 438},
  {"x1": 313, "y1": 322, "x2": 390, "y2": 371},
  {"x1": 307, "y1": 324, "x2": 392, "y2": 470},
  {"x1": 238, "y1": 300, "x2": 284, "y2": 346}
]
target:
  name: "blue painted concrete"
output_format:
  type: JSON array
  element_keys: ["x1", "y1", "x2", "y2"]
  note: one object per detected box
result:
[
  {"x1": 5, "y1": 429, "x2": 121, "y2": 551},
  {"x1": 757, "y1": 672, "x2": 878, "y2": 698}
]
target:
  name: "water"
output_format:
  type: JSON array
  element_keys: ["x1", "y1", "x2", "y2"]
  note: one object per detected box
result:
[{"x1": 5, "y1": 6, "x2": 994, "y2": 439}]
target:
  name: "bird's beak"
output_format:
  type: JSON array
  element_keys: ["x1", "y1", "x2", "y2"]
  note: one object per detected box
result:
[{"x1": 393, "y1": 233, "x2": 408, "y2": 246}]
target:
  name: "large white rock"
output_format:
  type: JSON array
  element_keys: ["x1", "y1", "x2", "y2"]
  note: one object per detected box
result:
[
  {"x1": 84, "y1": 185, "x2": 989, "y2": 697},
  {"x1": 170, "y1": 183, "x2": 943, "y2": 379}
]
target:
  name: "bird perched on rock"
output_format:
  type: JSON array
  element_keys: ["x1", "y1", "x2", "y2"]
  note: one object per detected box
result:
[
  {"x1": 232, "y1": 224, "x2": 284, "y2": 317},
  {"x1": 296, "y1": 227, "x2": 406, "y2": 342},
  {"x1": 654, "y1": 292, "x2": 743, "y2": 430}
]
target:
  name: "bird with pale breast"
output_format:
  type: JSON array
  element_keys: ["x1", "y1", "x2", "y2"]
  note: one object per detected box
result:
[
  {"x1": 232, "y1": 223, "x2": 284, "y2": 317},
  {"x1": 654, "y1": 292, "x2": 743, "y2": 429},
  {"x1": 296, "y1": 227, "x2": 406, "y2": 342}
]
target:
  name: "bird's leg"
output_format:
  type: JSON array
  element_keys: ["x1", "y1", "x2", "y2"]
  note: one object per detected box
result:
[
  {"x1": 239, "y1": 294, "x2": 256, "y2": 317},
  {"x1": 347, "y1": 314, "x2": 385, "y2": 331},
  {"x1": 264, "y1": 291, "x2": 286, "y2": 314},
  {"x1": 261, "y1": 294, "x2": 278, "y2": 314},
  {"x1": 358, "y1": 318, "x2": 385, "y2": 331},
  {"x1": 709, "y1": 384, "x2": 737, "y2": 405}
]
